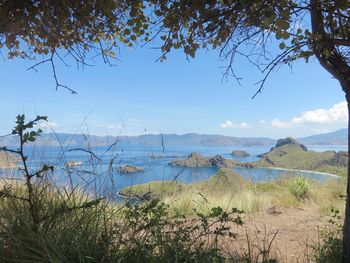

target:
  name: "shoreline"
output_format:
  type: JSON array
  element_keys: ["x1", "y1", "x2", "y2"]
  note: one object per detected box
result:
[{"x1": 257, "y1": 166, "x2": 340, "y2": 178}]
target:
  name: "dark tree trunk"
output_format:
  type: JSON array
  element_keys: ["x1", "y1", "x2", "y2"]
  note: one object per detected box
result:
[
  {"x1": 310, "y1": 3, "x2": 350, "y2": 260},
  {"x1": 344, "y1": 92, "x2": 350, "y2": 262}
]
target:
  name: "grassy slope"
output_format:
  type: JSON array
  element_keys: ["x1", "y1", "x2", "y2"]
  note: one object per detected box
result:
[
  {"x1": 121, "y1": 168, "x2": 245, "y2": 199},
  {"x1": 121, "y1": 168, "x2": 345, "y2": 215},
  {"x1": 253, "y1": 144, "x2": 347, "y2": 176}
]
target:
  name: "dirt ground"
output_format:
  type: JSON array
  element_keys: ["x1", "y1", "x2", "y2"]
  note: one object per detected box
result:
[{"x1": 226, "y1": 206, "x2": 338, "y2": 263}]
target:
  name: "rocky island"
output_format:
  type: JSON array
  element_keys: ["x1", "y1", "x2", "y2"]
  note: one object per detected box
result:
[
  {"x1": 119, "y1": 165, "x2": 144, "y2": 174},
  {"x1": 231, "y1": 150, "x2": 250, "y2": 158},
  {"x1": 169, "y1": 152, "x2": 241, "y2": 168},
  {"x1": 253, "y1": 137, "x2": 347, "y2": 176}
]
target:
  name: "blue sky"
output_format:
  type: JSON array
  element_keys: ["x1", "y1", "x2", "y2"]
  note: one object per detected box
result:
[{"x1": 0, "y1": 44, "x2": 347, "y2": 139}]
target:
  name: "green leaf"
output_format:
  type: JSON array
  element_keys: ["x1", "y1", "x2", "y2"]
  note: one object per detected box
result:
[
  {"x1": 282, "y1": 31, "x2": 290, "y2": 40},
  {"x1": 275, "y1": 31, "x2": 283, "y2": 40},
  {"x1": 279, "y1": 42, "x2": 286, "y2": 49}
]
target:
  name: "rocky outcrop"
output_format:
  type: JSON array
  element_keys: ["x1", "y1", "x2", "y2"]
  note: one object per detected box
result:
[
  {"x1": 0, "y1": 152, "x2": 18, "y2": 169},
  {"x1": 169, "y1": 152, "x2": 211, "y2": 167},
  {"x1": 321, "y1": 151, "x2": 348, "y2": 167},
  {"x1": 209, "y1": 155, "x2": 228, "y2": 167},
  {"x1": 169, "y1": 152, "x2": 240, "y2": 168},
  {"x1": 119, "y1": 165, "x2": 144, "y2": 174},
  {"x1": 231, "y1": 150, "x2": 250, "y2": 157},
  {"x1": 274, "y1": 137, "x2": 308, "y2": 151},
  {"x1": 258, "y1": 137, "x2": 308, "y2": 159}
]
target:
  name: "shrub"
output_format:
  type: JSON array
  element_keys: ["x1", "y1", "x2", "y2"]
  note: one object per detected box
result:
[
  {"x1": 311, "y1": 208, "x2": 342, "y2": 263},
  {"x1": 285, "y1": 177, "x2": 310, "y2": 200}
]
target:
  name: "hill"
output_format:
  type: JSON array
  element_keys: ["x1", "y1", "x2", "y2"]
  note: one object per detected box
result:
[
  {"x1": 299, "y1": 128, "x2": 347, "y2": 145},
  {"x1": 254, "y1": 137, "x2": 347, "y2": 176},
  {"x1": 0, "y1": 128, "x2": 347, "y2": 147},
  {"x1": 0, "y1": 132, "x2": 275, "y2": 147}
]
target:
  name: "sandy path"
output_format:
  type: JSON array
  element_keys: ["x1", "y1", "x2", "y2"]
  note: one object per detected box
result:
[{"x1": 224, "y1": 206, "x2": 335, "y2": 263}]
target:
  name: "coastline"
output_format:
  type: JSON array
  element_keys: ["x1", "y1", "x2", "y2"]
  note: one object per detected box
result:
[{"x1": 261, "y1": 166, "x2": 340, "y2": 178}]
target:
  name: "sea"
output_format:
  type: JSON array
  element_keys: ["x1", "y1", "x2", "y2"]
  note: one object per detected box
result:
[{"x1": 0, "y1": 144, "x2": 347, "y2": 199}]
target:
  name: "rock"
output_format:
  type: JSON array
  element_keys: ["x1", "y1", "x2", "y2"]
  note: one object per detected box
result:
[
  {"x1": 322, "y1": 151, "x2": 348, "y2": 167},
  {"x1": 263, "y1": 156, "x2": 276, "y2": 166},
  {"x1": 231, "y1": 150, "x2": 250, "y2": 157},
  {"x1": 242, "y1": 162, "x2": 254, "y2": 168},
  {"x1": 119, "y1": 165, "x2": 144, "y2": 174},
  {"x1": 169, "y1": 152, "x2": 239, "y2": 168},
  {"x1": 266, "y1": 206, "x2": 282, "y2": 215},
  {"x1": 257, "y1": 137, "x2": 308, "y2": 159},
  {"x1": 209, "y1": 155, "x2": 228, "y2": 167},
  {"x1": 169, "y1": 152, "x2": 211, "y2": 167},
  {"x1": 274, "y1": 137, "x2": 308, "y2": 151}
]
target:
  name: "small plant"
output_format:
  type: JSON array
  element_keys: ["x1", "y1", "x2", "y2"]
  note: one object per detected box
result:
[
  {"x1": 311, "y1": 207, "x2": 342, "y2": 263},
  {"x1": 0, "y1": 114, "x2": 53, "y2": 231},
  {"x1": 285, "y1": 176, "x2": 310, "y2": 200}
]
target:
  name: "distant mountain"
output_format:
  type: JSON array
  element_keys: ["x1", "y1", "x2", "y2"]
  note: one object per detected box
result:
[
  {"x1": 0, "y1": 129, "x2": 347, "y2": 148},
  {"x1": 298, "y1": 129, "x2": 347, "y2": 145},
  {"x1": 0, "y1": 132, "x2": 275, "y2": 147}
]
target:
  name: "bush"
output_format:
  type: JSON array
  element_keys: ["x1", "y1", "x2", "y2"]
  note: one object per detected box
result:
[
  {"x1": 285, "y1": 177, "x2": 310, "y2": 200},
  {"x1": 311, "y1": 208, "x2": 342, "y2": 263},
  {"x1": 0, "y1": 188, "x2": 247, "y2": 262}
]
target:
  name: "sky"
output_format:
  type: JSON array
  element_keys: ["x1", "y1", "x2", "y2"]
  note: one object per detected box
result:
[{"x1": 0, "y1": 43, "x2": 347, "y2": 139}]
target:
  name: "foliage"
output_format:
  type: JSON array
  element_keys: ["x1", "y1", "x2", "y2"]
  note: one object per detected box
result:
[
  {"x1": 1, "y1": 1, "x2": 349, "y2": 94},
  {"x1": 311, "y1": 207, "x2": 343, "y2": 263},
  {"x1": 285, "y1": 177, "x2": 310, "y2": 200},
  {"x1": 0, "y1": 115, "x2": 260, "y2": 263},
  {"x1": 0, "y1": 1, "x2": 148, "y2": 58},
  {"x1": 0, "y1": 182, "x2": 249, "y2": 262},
  {"x1": 0, "y1": 115, "x2": 104, "y2": 232}
]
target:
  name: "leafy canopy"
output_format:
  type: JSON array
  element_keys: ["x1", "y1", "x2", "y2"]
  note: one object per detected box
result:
[{"x1": 1, "y1": 1, "x2": 349, "y2": 95}]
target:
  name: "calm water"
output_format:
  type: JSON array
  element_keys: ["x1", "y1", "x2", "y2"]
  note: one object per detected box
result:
[{"x1": 0, "y1": 144, "x2": 346, "y2": 198}]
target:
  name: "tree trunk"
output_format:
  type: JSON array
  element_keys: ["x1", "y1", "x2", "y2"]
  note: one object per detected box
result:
[
  {"x1": 310, "y1": 3, "x2": 350, "y2": 261},
  {"x1": 344, "y1": 92, "x2": 350, "y2": 263}
]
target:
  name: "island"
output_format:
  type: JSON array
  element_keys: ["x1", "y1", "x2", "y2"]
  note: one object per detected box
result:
[
  {"x1": 167, "y1": 137, "x2": 347, "y2": 176},
  {"x1": 119, "y1": 165, "x2": 144, "y2": 174},
  {"x1": 169, "y1": 152, "x2": 240, "y2": 168},
  {"x1": 231, "y1": 150, "x2": 250, "y2": 157}
]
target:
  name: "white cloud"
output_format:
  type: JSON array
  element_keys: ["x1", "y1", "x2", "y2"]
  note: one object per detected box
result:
[
  {"x1": 271, "y1": 118, "x2": 292, "y2": 128},
  {"x1": 221, "y1": 120, "x2": 234, "y2": 128},
  {"x1": 259, "y1": 120, "x2": 267, "y2": 124},
  {"x1": 291, "y1": 101, "x2": 347, "y2": 124},
  {"x1": 221, "y1": 120, "x2": 250, "y2": 129},
  {"x1": 271, "y1": 101, "x2": 348, "y2": 129},
  {"x1": 239, "y1": 122, "x2": 250, "y2": 128}
]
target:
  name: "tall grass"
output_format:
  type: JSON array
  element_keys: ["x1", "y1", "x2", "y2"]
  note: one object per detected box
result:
[
  {"x1": 0, "y1": 115, "x2": 345, "y2": 262},
  {"x1": 126, "y1": 175, "x2": 345, "y2": 217},
  {"x1": 0, "y1": 115, "x2": 278, "y2": 262}
]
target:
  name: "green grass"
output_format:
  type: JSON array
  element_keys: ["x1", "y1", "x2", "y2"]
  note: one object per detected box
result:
[
  {"x1": 120, "y1": 168, "x2": 346, "y2": 216},
  {"x1": 254, "y1": 145, "x2": 347, "y2": 176},
  {"x1": 0, "y1": 180, "x2": 261, "y2": 263},
  {"x1": 0, "y1": 169, "x2": 345, "y2": 262}
]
